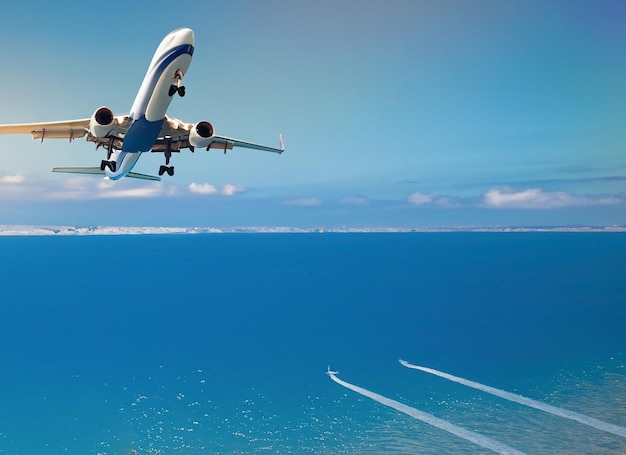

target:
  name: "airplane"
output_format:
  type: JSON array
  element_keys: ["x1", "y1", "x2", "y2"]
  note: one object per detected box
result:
[
  {"x1": 0, "y1": 28, "x2": 284, "y2": 182},
  {"x1": 326, "y1": 366, "x2": 339, "y2": 376}
]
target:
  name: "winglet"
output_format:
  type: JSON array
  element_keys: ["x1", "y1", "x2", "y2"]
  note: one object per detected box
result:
[{"x1": 279, "y1": 134, "x2": 285, "y2": 152}]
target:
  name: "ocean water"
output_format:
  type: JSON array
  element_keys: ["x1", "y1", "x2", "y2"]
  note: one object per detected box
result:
[{"x1": 0, "y1": 233, "x2": 625, "y2": 454}]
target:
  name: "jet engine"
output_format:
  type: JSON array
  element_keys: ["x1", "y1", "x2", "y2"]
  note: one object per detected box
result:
[
  {"x1": 89, "y1": 107, "x2": 115, "y2": 138},
  {"x1": 188, "y1": 121, "x2": 215, "y2": 148}
]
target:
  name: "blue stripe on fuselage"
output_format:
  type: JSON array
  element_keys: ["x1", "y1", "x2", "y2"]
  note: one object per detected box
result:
[
  {"x1": 130, "y1": 44, "x2": 194, "y2": 121},
  {"x1": 122, "y1": 116, "x2": 165, "y2": 152},
  {"x1": 123, "y1": 43, "x2": 193, "y2": 153},
  {"x1": 108, "y1": 150, "x2": 141, "y2": 180}
]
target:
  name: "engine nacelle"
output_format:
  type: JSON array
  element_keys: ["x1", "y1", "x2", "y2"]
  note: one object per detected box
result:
[
  {"x1": 188, "y1": 121, "x2": 215, "y2": 148},
  {"x1": 89, "y1": 106, "x2": 115, "y2": 138}
]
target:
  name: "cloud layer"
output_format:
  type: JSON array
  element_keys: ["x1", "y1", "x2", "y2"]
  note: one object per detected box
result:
[
  {"x1": 284, "y1": 197, "x2": 322, "y2": 206},
  {"x1": 407, "y1": 192, "x2": 433, "y2": 205},
  {"x1": 0, "y1": 175, "x2": 248, "y2": 200},
  {"x1": 1, "y1": 174, "x2": 622, "y2": 229},
  {"x1": 0, "y1": 174, "x2": 24, "y2": 183},
  {"x1": 483, "y1": 188, "x2": 620, "y2": 209}
]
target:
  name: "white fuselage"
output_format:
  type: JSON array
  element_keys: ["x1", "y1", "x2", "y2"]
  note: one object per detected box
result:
[{"x1": 106, "y1": 28, "x2": 195, "y2": 180}]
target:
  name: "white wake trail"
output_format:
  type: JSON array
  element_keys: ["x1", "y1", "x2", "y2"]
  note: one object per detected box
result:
[
  {"x1": 328, "y1": 372, "x2": 526, "y2": 455},
  {"x1": 400, "y1": 360, "x2": 626, "y2": 439}
]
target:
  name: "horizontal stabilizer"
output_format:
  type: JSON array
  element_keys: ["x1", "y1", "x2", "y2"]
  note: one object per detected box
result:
[
  {"x1": 126, "y1": 172, "x2": 161, "y2": 181},
  {"x1": 52, "y1": 166, "x2": 105, "y2": 175},
  {"x1": 51, "y1": 167, "x2": 161, "y2": 181}
]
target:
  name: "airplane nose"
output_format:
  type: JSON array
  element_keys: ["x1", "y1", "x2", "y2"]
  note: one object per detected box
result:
[{"x1": 175, "y1": 28, "x2": 195, "y2": 46}]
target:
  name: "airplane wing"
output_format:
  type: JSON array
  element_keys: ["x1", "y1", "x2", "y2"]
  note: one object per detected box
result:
[
  {"x1": 0, "y1": 115, "x2": 131, "y2": 142},
  {"x1": 152, "y1": 117, "x2": 284, "y2": 155},
  {"x1": 0, "y1": 119, "x2": 91, "y2": 141},
  {"x1": 209, "y1": 135, "x2": 285, "y2": 154},
  {"x1": 0, "y1": 115, "x2": 283, "y2": 155}
]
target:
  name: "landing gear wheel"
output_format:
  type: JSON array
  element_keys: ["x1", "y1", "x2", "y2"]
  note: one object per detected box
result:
[
  {"x1": 158, "y1": 165, "x2": 175, "y2": 176},
  {"x1": 168, "y1": 85, "x2": 186, "y2": 97},
  {"x1": 100, "y1": 160, "x2": 116, "y2": 172}
]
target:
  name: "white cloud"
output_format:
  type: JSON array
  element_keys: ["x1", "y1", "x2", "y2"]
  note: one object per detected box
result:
[
  {"x1": 408, "y1": 192, "x2": 433, "y2": 205},
  {"x1": 2, "y1": 175, "x2": 247, "y2": 201},
  {"x1": 0, "y1": 174, "x2": 24, "y2": 183},
  {"x1": 188, "y1": 182, "x2": 218, "y2": 195},
  {"x1": 97, "y1": 179, "x2": 116, "y2": 190},
  {"x1": 0, "y1": 173, "x2": 37, "y2": 199},
  {"x1": 285, "y1": 197, "x2": 322, "y2": 206},
  {"x1": 340, "y1": 195, "x2": 369, "y2": 205},
  {"x1": 483, "y1": 187, "x2": 620, "y2": 209},
  {"x1": 188, "y1": 182, "x2": 246, "y2": 196},
  {"x1": 407, "y1": 192, "x2": 462, "y2": 208},
  {"x1": 97, "y1": 184, "x2": 165, "y2": 199},
  {"x1": 45, "y1": 177, "x2": 95, "y2": 200},
  {"x1": 221, "y1": 183, "x2": 246, "y2": 196},
  {"x1": 45, "y1": 177, "x2": 172, "y2": 200},
  {"x1": 435, "y1": 196, "x2": 462, "y2": 208}
]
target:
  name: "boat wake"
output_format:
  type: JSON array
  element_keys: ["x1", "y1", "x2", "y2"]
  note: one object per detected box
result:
[
  {"x1": 399, "y1": 359, "x2": 626, "y2": 439},
  {"x1": 327, "y1": 370, "x2": 526, "y2": 455}
]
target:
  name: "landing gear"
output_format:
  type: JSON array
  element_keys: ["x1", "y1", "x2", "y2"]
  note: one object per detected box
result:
[
  {"x1": 106, "y1": 138, "x2": 115, "y2": 160},
  {"x1": 168, "y1": 85, "x2": 185, "y2": 97},
  {"x1": 158, "y1": 140, "x2": 174, "y2": 176},
  {"x1": 169, "y1": 69, "x2": 185, "y2": 97},
  {"x1": 99, "y1": 138, "x2": 117, "y2": 172},
  {"x1": 158, "y1": 165, "x2": 175, "y2": 176},
  {"x1": 100, "y1": 160, "x2": 116, "y2": 172}
]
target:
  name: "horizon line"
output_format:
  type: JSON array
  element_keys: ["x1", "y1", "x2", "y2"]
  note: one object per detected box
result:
[{"x1": 0, "y1": 224, "x2": 625, "y2": 236}]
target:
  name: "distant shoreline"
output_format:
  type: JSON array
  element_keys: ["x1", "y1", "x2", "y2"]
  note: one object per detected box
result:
[{"x1": 0, "y1": 225, "x2": 624, "y2": 236}]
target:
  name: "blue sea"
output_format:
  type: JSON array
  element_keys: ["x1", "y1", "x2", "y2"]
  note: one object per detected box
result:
[{"x1": 0, "y1": 233, "x2": 625, "y2": 454}]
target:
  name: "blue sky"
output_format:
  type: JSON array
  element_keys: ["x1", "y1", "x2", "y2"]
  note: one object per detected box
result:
[{"x1": 0, "y1": 0, "x2": 624, "y2": 227}]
